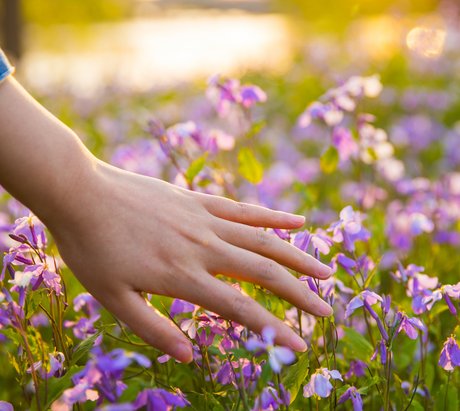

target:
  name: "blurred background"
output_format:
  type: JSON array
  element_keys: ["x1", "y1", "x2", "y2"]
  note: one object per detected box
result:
[{"x1": 0, "y1": 0, "x2": 456, "y2": 96}]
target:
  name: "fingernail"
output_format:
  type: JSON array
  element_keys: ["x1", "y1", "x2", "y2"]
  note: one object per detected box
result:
[
  {"x1": 289, "y1": 333, "x2": 308, "y2": 352},
  {"x1": 173, "y1": 341, "x2": 193, "y2": 363},
  {"x1": 318, "y1": 300, "x2": 334, "y2": 317},
  {"x1": 317, "y1": 263, "x2": 332, "y2": 278},
  {"x1": 289, "y1": 214, "x2": 305, "y2": 225}
]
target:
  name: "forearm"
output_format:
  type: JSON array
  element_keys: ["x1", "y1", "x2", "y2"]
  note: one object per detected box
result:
[{"x1": 0, "y1": 76, "x2": 97, "y2": 229}]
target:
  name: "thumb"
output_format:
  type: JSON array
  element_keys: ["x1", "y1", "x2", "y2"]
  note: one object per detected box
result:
[{"x1": 105, "y1": 290, "x2": 193, "y2": 363}]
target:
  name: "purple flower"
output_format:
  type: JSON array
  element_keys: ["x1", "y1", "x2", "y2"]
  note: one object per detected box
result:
[
  {"x1": 56, "y1": 348, "x2": 151, "y2": 407},
  {"x1": 363, "y1": 300, "x2": 389, "y2": 341},
  {"x1": 331, "y1": 206, "x2": 363, "y2": 237},
  {"x1": 8, "y1": 260, "x2": 62, "y2": 296},
  {"x1": 371, "y1": 339, "x2": 388, "y2": 365},
  {"x1": 252, "y1": 384, "x2": 290, "y2": 410},
  {"x1": 240, "y1": 85, "x2": 267, "y2": 108},
  {"x1": 29, "y1": 351, "x2": 65, "y2": 379},
  {"x1": 345, "y1": 290, "x2": 382, "y2": 318},
  {"x1": 338, "y1": 386, "x2": 363, "y2": 411},
  {"x1": 303, "y1": 368, "x2": 343, "y2": 398},
  {"x1": 0, "y1": 402, "x2": 14, "y2": 411},
  {"x1": 336, "y1": 253, "x2": 357, "y2": 275},
  {"x1": 97, "y1": 405, "x2": 134, "y2": 411},
  {"x1": 396, "y1": 314, "x2": 426, "y2": 340},
  {"x1": 393, "y1": 265, "x2": 439, "y2": 314},
  {"x1": 12, "y1": 214, "x2": 46, "y2": 248},
  {"x1": 345, "y1": 360, "x2": 367, "y2": 379},
  {"x1": 329, "y1": 206, "x2": 369, "y2": 252},
  {"x1": 170, "y1": 299, "x2": 196, "y2": 318},
  {"x1": 386, "y1": 204, "x2": 434, "y2": 251},
  {"x1": 94, "y1": 348, "x2": 151, "y2": 373},
  {"x1": 392, "y1": 263, "x2": 426, "y2": 283},
  {"x1": 133, "y1": 388, "x2": 190, "y2": 411},
  {"x1": 422, "y1": 283, "x2": 460, "y2": 315},
  {"x1": 246, "y1": 327, "x2": 296, "y2": 373},
  {"x1": 65, "y1": 317, "x2": 99, "y2": 340},
  {"x1": 298, "y1": 102, "x2": 344, "y2": 128},
  {"x1": 111, "y1": 138, "x2": 164, "y2": 178},
  {"x1": 207, "y1": 75, "x2": 267, "y2": 116},
  {"x1": 439, "y1": 336, "x2": 460, "y2": 371},
  {"x1": 74, "y1": 293, "x2": 101, "y2": 318},
  {"x1": 30, "y1": 312, "x2": 49, "y2": 328},
  {"x1": 1, "y1": 243, "x2": 33, "y2": 281},
  {"x1": 381, "y1": 295, "x2": 391, "y2": 316},
  {"x1": 293, "y1": 229, "x2": 333, "y2": 255},
  {"x1": 332, "y1": 127, "x2": 359, "y2": 162},
  {"x1": 215, "y1": 359, "x2": 261, "y2": 388},
  {"x1": 64, "y1": 293, "x2": 101, "y2": 340}
]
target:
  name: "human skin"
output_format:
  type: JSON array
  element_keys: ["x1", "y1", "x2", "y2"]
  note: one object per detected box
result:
[{"x1": 0, "y1": 76, "x2": 333, "y2": 363}]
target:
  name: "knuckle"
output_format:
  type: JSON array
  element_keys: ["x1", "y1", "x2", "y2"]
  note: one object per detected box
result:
[
  {"x1": 294, "y1": 249, "x2": 308, "y2": 269},
  {"x1": 258, "y1": 259, "x2": 277, "y2": 282},
  {"x1": 235, "y1": 201, "x2": 248, "y2": 216},
  {"x1": 231, "y1": 294, "x2": 252, "y2": 321},
  {"x1": 255, "y1": 228, "x2": 270, "y2": 246}
]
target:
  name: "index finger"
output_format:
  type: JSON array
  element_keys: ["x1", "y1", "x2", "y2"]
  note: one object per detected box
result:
[{"x1": 195, "y1": 193, "x2": 305, "y2": 229}]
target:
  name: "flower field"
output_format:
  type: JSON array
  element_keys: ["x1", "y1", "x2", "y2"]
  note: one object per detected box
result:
[{"x1": 1, "y1": 11, "x2": 460, "y2": 411}]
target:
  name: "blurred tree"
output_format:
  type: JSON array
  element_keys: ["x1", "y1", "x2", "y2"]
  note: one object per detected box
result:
[
  {"x1": 273, "y1": 0, "x2": 440, "y2": 32},
  {"x1": 1, "y1": 0, "x2": 22, "y2": 60},
  {"x1": 22, "y1": 0, "x2": 132, "y2": 26}
]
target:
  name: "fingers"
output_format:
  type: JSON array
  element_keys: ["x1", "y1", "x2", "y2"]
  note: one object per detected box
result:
[
  {"x1": 175, "y1": 273, "x2": 308, "y2": 352},
  {"x1": 215, "y1": 220, "x2": 331, "y2": 279},
  {"x1": 105, "y1": 291, "x2": 193, "y2": 363},
  {"x1": 196, "y1": 193, "x2": 305, "y2": 229},
  {"x1": 210, "y1": 241, "x2": 332, "y2": 317}
]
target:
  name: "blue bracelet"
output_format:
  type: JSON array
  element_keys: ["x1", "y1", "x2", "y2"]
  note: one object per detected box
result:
[{"x1": 0, "y1": 49, "x2": 14, "y2": 82}]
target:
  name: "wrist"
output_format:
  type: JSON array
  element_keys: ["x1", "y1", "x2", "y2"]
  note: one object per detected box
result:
[{"x1": 31, "y1": 138, "x2": 100, "y2": 234}]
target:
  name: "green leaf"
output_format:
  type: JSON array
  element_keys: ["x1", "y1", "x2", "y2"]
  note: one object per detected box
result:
[
  {"x1": 70, "y1": 331, "x2": 102, "y2": 366},
  {"x1": 431, "y1": 302, "x2": 449, "y2": 317},
  {"x1": 320, "y1": 146, "x2": 339, "y2": 174},
  {"x1": 282, "y1": 352, "x2": 310, "y2": 404},
  {"x1": 259, "y1": 292, "x2": 285, "y2": 320},
  {"x1": 246, "y1": 120, "x2": 266, "y2": 139},
  {"x1": 260, "y1": 361, "x2": 272, "y2": 385},
  {"x1": 424, "y1": 361, "x2": 435, "y2": 389},
  {"x1": 340, "y1": 327, "x2": 373, "y2": 361},
  {"x1": 435, "y1": 383, "x2": 458, "y2": 411},
  {"x1": 227, "y1": 347, "x2": 247, "y2": 360},
  {"x1": 393, "y1": 373, "x2": 406, "y2": 410},
  {"x1": 238, "y1": 147, "x2": 263, "y2": 184},
  {"x1": 357, "y1": 375, "x2": 384, "y2": 395},
  {"x1": 44, "y1": 365, "x2": 83, "y2": 409},
  {"x1": 185, "y1": 152, "x2": 208, "y2": 184},
  {"x1": 364, "y1": 267, "x2": 378, "y2": 288},
  {"x1": 408, "y1": 399, "x2": 426, "y2": 411},
  {"x1": 25, "y1": 289, "x2": 46, "y2": 319}
]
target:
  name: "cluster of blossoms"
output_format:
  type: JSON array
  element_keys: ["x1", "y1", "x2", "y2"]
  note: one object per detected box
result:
[
  {"x1": 297, "y1": 75, "x2": 404, "y2": 182},
  {"x1": 64, "y1": 293, "x2": 102, "y2": 340},
  {"x1": 0, "y1": 215, "x2": 62, "y2": 340},
  {"x1": 2, "y1": 45, "x2": 460, "y2": 409},
  {"x1": 207, "y1": 74, "x2": 267, "y2": 116},
  {"x1": 52, "y1": 347, "x2": 189, "y2": 410},
  {"x1": 1, "y1": 215, "x2": 61, "y2": 295},
  {"x1": 298, "y1": 75, "x2": 383, "y2": 128}
]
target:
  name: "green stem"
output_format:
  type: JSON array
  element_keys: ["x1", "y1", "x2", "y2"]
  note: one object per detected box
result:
[
  {"x1": 201, "y1": 345, "x2": 216, "y2": 392},
  {"x1": 384, "y1": 348, "x2": 392, "y2": 411},
  {"x1": 276, "y1": 373, "x2": 289, "y2": 411},
  {"x1": 444, "y1": 372, "x2": 451, "y2": 411},
  {"x1": 227, "y1": 355, "x2": 249, "y2": 411}
]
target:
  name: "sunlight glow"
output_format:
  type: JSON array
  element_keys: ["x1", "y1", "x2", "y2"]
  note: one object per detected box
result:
[{"x1": 406, "y1": 26, "x2": 446, "y2": 58}]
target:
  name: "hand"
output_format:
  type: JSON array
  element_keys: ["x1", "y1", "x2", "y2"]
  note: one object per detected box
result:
[{"x1": 49, "y1": 161, "x2": 333, "y2": 363}]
